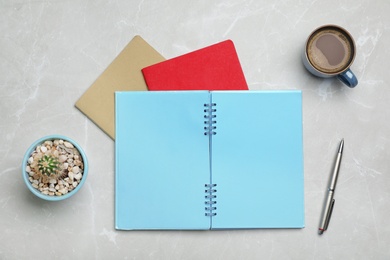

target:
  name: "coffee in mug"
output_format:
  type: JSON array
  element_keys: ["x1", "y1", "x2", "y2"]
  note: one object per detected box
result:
[{"x1": 302, "y1": 25, "x2": 358, "y2": 88}]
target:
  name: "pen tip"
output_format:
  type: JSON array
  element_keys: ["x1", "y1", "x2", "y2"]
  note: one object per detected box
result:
[{"x1": 339, "y1": 138, "x2": 344, "y2": 152}]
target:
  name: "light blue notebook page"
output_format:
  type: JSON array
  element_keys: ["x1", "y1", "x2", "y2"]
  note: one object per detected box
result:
[
  {"x1": 210, "y1": 91, "x2": 304, "y2": 229},
  {"x1": 115, "y1": 91, "x2": 210, "y2": 230}
]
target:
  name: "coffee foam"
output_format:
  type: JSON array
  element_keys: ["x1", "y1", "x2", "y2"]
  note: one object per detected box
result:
[{"x1": 307, "y1": 28, "x2": 353, "y2": 74}]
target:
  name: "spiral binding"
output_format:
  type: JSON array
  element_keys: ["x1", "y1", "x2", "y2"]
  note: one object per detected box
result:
[
  {"x1": 205, "y1": 183, "x2": 217, "y2": 216},
  {"x1": 204, "y1": 103, "x2": 217, "y2": 135}
]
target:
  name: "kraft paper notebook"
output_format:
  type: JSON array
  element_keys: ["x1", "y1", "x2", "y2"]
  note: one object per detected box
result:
[
  {"x1": 75, "y1": 35, "x2": 165, "y2": 139},
  {"x1": 115, "y1": 90, "x2": 304, "y2": 230},
  {"x1": 141, "y1": 40, "x2": 248, "y2": 91}
]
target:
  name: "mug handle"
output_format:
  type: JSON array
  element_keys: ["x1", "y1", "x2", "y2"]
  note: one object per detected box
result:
[{"x1": 337, "y1": 69, "x2": 358, "y2": 88}]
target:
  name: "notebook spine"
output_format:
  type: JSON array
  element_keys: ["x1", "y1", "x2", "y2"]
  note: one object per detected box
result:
[
  {"x1": 205, "y1": 184, "x2": 217, "y2": 216},
  {"x1": 204, "y1": 103, "x2": 217, "y2": 135}
]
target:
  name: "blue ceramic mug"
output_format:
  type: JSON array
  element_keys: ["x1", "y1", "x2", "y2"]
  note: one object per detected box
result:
[{"x1": 302, "y1": 25, "x2": 358, "y2": 88}]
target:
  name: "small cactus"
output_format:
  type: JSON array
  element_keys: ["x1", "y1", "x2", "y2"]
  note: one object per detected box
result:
[
  {"x1": 31, "y1": 148, "x2": 64, "y2": 181},
  {"x1": 38, "y1": 155, "x2": 60, "y2": 176}
]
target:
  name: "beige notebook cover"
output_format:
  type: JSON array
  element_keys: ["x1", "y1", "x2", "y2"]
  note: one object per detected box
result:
[{"x1": 75, "y1": 35, "x2": 165, "y2": 139}]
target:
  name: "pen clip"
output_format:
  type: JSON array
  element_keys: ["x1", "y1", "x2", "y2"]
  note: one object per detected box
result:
[{"x1": 324, "y1": 199, "x2": 335, "y2": 231}]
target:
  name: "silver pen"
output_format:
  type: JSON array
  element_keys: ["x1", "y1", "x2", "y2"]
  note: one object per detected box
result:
[{"x1": 319, "y1": 139, "x2": 344, "y2": 235}]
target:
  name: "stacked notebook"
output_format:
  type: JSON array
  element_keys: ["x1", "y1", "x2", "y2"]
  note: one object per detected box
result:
[
  {"x1": 75, "y1": 35, "x2": 305, "y2": 230},
  {"x1": 142, "y1": 40, "x2": 248, "y2": 91},
  {"x1": 75, "y1": 36, "x2": 165, "y2": 139},
  {"x1": 76, "y1": 36, "x2": 248, "y2": 138}
]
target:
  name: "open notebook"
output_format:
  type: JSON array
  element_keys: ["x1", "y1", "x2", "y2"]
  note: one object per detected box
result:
[{"x1": 115, "y1": 91, "x2": 304, "y2": 230}]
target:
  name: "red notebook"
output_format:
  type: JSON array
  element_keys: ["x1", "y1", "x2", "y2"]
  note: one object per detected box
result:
[{"x1": 142, "y1": 40, "x2": 248, "y2": 91}]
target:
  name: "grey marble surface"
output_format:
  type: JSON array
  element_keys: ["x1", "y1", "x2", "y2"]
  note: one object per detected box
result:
[{"x1": 1, "y1": 0, "x2": 389, "y2": 259}]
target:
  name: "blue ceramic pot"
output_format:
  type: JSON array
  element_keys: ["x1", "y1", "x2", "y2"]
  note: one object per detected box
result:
[{"x1": 22, "y1": 135, "x2": 88, "y2": 201}]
